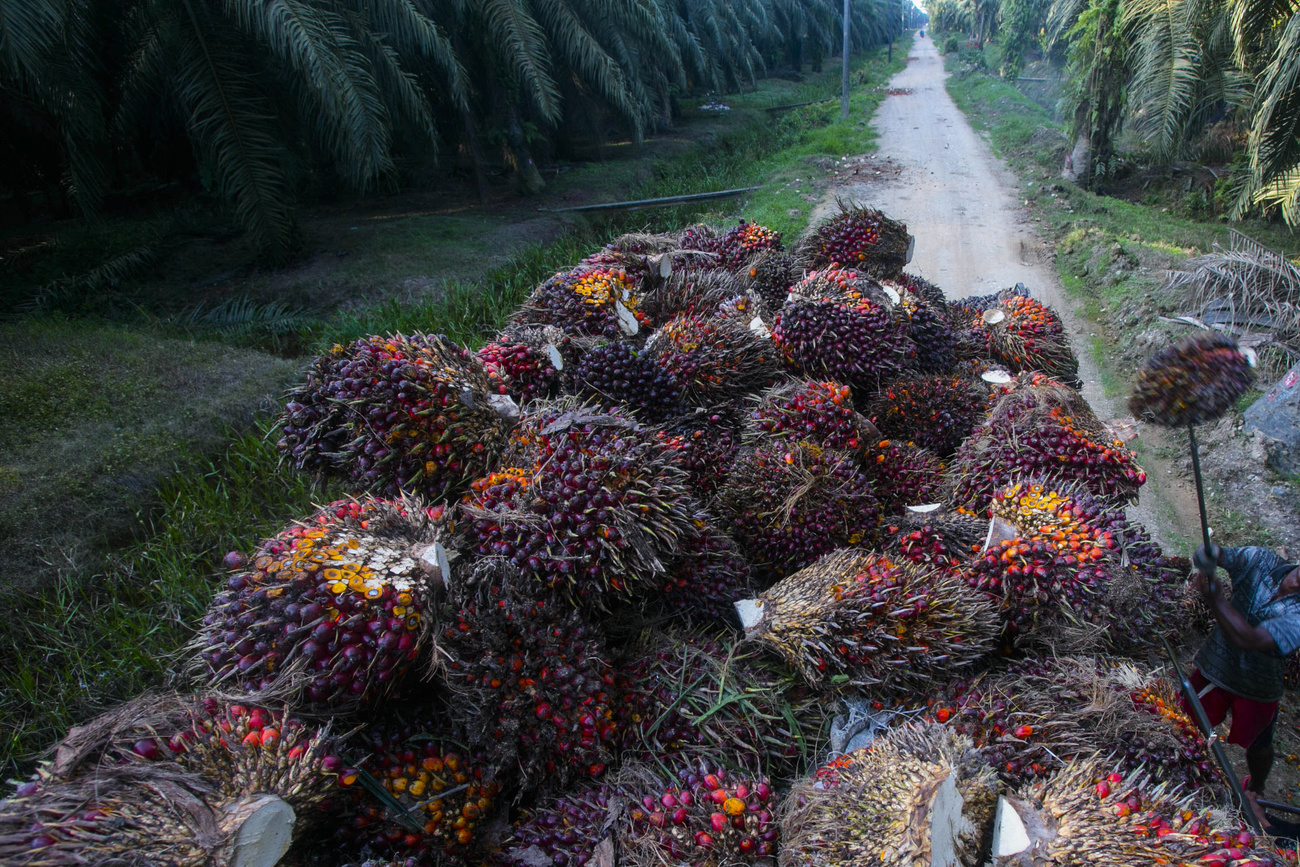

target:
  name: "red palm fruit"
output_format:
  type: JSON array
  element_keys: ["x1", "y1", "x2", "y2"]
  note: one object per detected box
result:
[
  {"x1": 639, "y1": 269, "x2": 749, "y2": 323},
  {"x1": 644, "y1": 313, "x2": 783, "y2": 407},
  {"x1": 277, "y1": 333, "x2": 511, "y2": 499},
  {"x1": 715, "y1": 441, "x2": 882, "y2": 582},
  {"x1": 331, "y1": 720, "x2": 500, "y2": 864},
  {"x1": 190, "y1": 496, "x2": 443, "y2": 709},
  {"x1": 884, "y1": 276, "x2": 957, "y2": 374},
  {"x1": 742, "y1": 549, "x2": 996, "y2": 694},
  {"x1": 864, "y1": 374, "x2": 988, "y2": 458},
  {"x1": 513, "y1": 266, "x2": 647, "y2": 338},
  {"x1": 439, "y1": 570, "x2": 617, "y2": 792},
  {"x1": 796, "y1": 203, "x2": 912, "y2": 278},
  {"x1": 894, "y1": 272, "x2": 947, "y2": 308},
  {"x1": 863, "y1": 438, "x2": 946, "y2": 515},
  {"x1": 715, "y1": 220, "x2": 783, "y2": 271},
  {"x1": 579, "y1": 231, "x2": 678, "y2": 286},
  {"x1": 651, "y1": 522, "x2": 755, "y2": 622},
  {"x1": 477, "y1": 339, "x2": 560, "y2": 404},
  {"x1": 654, "y1": 409, "x2": 741, "y2": 498},
  {"x1": 974, "y1": 291, "x2": 1080, "y2": 386},
  {"x1": 747, "y1": 380, "x2": 873, "y2": 454},
  {"x1": 884, "y1": 512, "x2": 989, "y2": 569},
  {"x1": 1129, "y1": 331, "x2": 1255, "y2": 427},
  {"x1": 572, "y1": 341, "x2": 683, "y2": 422}
]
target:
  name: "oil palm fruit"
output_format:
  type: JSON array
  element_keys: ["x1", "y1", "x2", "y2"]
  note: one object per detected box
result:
[
  {"x1": 740, "y1": 549, "x2": 996, "y2": 693},
  {"x1": 780, "y1": 722, "x2": 999, "y2": 867},
  {"x1": 572, "y1": 340, "x2": 683, "y2": 422},
  {"x1": 486, "y1": 781, "x2": 621, "y2": 867},
  {"x1": 580, "y1": 231, "x2": 679, "y2": 285},
  {"x1": 654, "y1": 410, "x2": 742, "y2": 498},
  {"x1": 644, "y1": 313, "x2": 783, "y2": 407},
  {"x1": 477, "y1": 339, "x2": 561, "y2": 405},
  {"x1": 976, "y1": 293, "x2": 1080, "y2": 386},
  {"x1": 439, "y1": 567, "x2": 618, "y2": 791},
  {"x1": 613, "y1": 630, "x2": 822, "y2": 778},
  {"x1": 333, "y1": 719, "x2": 500, "y2": 865},
  {"x1": 863, "y1": 439, "x2": 946, "y2": 515},
  {"x1": 948, "y1": 378, "x2": 1145, "y2": 512},
  {"x1": 652, "y1": 522, "x2": 755, "y2": 622},
  {"x1": 743, "y1": 248, "x2": 797, "y2": 311},
  {"x1": 748, "y1": 380, "x2": 874, "y2": 454},
  {"x1": 640, "y1": 270, "x2": 748, "y2": 323},
  {"x1": 458, "y1": 405, "x2": 698, "y2": 608},
  {"x1": 191, "y1": 497, "x2": 444, "y2": 709},
  {"x1": 1129, "y1": 331, "x2": 1255, "y2": 427},
  {"x1": 797, "y1": 203, "x2": 912, "y2": 277},
  {"x1": 894, "y1": 272, "x2": 947, "y2": 308},
  {"x1": 514, "y1": 266, "x2": 646, "y2": 338},
  {"x1": 717, "y1": 220, "x2": 783, "y2": 270},
  {"x1": 865, "y1": 374, "x2": 989, "y2": 458},
  {"x1": 619, "y1": 761, "x2": 781, "y2": 867},
  {"x1": 715, "y1": 441, "x2": 881, "y2": 582},
  {"x1": 886, "y1": 512, "x2": 989, "y2": 569},
  {"x1": 277, "y1": 333, "x2": 511, "y2": 499},
  {"x1": 885, "y1": 278, "x2": 957, "y2": 374}
]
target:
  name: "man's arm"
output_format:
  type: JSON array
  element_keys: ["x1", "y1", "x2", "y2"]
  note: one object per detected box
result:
[{"x1": 1192, "y1": 570, "x2": 1278, "y2": 653}]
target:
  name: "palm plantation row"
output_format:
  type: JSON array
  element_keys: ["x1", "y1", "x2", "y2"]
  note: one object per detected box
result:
[
  {"x1": 0, "y1": 0, "x2": 924, "y2": 257},
  {"x1": 926, "y1": 0, "x2": 1300, "y2": 226}
]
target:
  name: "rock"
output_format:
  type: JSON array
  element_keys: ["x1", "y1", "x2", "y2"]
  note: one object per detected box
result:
[
  {"x1": 1273, "y1": 486, "x2": 1289, "y2": 497},
  {"x1": 1244, "y1": 362, "x2": 1300, "y2": 477}
]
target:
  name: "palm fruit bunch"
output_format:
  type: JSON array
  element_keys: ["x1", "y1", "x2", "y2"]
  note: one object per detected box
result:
[
  {"x1": 714, "y1": 220, "x2": 783, "y2": 270},
  {"x1": 477, "y1": 338, "x2": 561, "y2": 405},
  {"x1": 780, "y1": 723, "x2": 1000, "y2": 867},
  {"x1": 713, "y1": 290, "x2": 771, "y2": 329},
  {"x1": 644, "y1": 312, "x2": 782, "y2": 407},
  {"x1": 976, "y1": 293, "x2": 1080, "y2": 386},
  {"x1": 991, "y1": 757, "x2": 1287, "y2": 867},
  {"x1": 513, "y1": 266, "x2": 645, "y2": 338},
  {"x1": 654, "y1": 410, "x2": 741, "y2": 498},
  {"x1": 1129, "y1": 330, "x2": 1255, "y2": 427},
  {"x1": 572, "y1": 341, "x2": 682, "y2": 422},
  {"x1": 458, "y1": 406, "x2": 698, "y2": 608},
  {"x1": 438, "y1": 569, "x2": 618, "y2": 790},
  {"x1": 894, "y1": 272, "x2": 947, "y2": 308},
  {"x1": 797, "y1": 203, "x2": 912, "y2": 277},
  {"x1": 740, "y1": 549, "x2": 996, "y2": 694},
  {"x1": 886, "y1": 512, "x2": 989, "y2": 570},
  {"x1": 743, "y1": 248, "x2": 797, "y2": 311},
  {"x1": 865, "y1": 374, "x2": 989, "y2": 458},
  {"x1": 747, "y1": 380, "x2": 873, "y2": 454},
  {"x1": 618, "y1": 761, "x2": 780, "y2": 866},
  {"x1": 948, "y1": 379, "x2": 1146, "y2": 512},
  {"x1": 332, "y1": 719, "x2": 500, "y2": 865},
  {"x1": 485, "y1": 781, "x2": 621, "y2": 867},
  {"x1": 640, "y1": 270, "x2": 747, "y2": 323},
  {"x1": 191, "y1": 497, "x2": 443, "y2": 709},
  {"x1": 277, "y1": 333, "x2": 510, "y2": 499},
  {"x1": 1121, "y1": 677, "x2": 1217, "y2": 790},
  {"x1": 651, "y1": 522, "x2": 755, "y2": 622},
  {"x1": 579, "y1": 231, "x2": 678, "y2": 285},
  {"x1": 612, "y1": 631, "x2": 821, "y2": 778},
  {"x1": 863, "y1": 439, "x2": 946, "y2": 515},
  {"x1": 715, "y1": 441, "x2": 881, "y2": 582},
  {"x1": 773, "y1": 272, "x2": 912, "y2": 391},
  {"x1": 885, "y1": 279, "x2": 957, "y2": 374}
]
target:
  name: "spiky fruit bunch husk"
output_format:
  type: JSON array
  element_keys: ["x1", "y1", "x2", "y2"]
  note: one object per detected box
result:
[
  {"x1": 780, "y1": 723, "x2": 999, "y2": 867},
  {"x1": 640, "y1": 270, "x2": 748, "y2": 323},
  {"x1": 743, "y1": 249, "x2": 797, "y2": 311},
  {"x1": 948, "y1": 383, "x2": 1146, "y2": 512},
  {"x1": 613, "y1": 631, "x2": 824, "y2": 778},
  {"x1": 333, "y1": 721, "x2": 500, "y2": 865},
  {"x1": 1129, "y1": 331, "x2": 1255, "y2": 427},
  {"x1": 715, "y1": 441, "x2": 882, "y2": 582},
  {"x1": 459, "y1": 411, "x2": 698, "y2": 608},
  {"x1": 439, "y1": 569, "x2": 618, "y2": 790},
  {"x1": 797, "y1": 204, "x2": 911, "y2": 277},
  {"x1": 645, "y1": 313, "x2": 783, "y2": 407},
  {"x1": 652, "y1": 522, "x2": 755, "y2": 622},
  {"x1": 864, "y1": 439, "x2": 946, "y2": 515},
  {"x1": 477, "y1": 340, "x2": 560, "y2": 404},
  {"x1": 654, "y1": 410, "x2": 742, "y2": 498},
  {"x1": 785, "y1": 265, "x2": 890, "y2": 307},
  {"x1": 772, "y1": 298, "x2": 911, "y2": 391},
  {"x1": 977, "y1": 294, "x2": 1080, "y2": 386},
  {"x1": 514, "y1": 267, "x2": 646, "y2": 338},
  {"x1": 485, "y1": 781, "x2": 620, "y2": 867},
  {"x1": 713, "y1": 291, "x2": 771, "y2": 328},
  {"x1": 885, "y1": 513, "x2": 988, "y2": 569},
  {"x1": 572, "y1": 341, "x2": 683, "y2": 422},
  {"x1": 897, "y1": 290, "x2": 957, "y2": 374},
  {"x1": 744, "y1": 549, "x2": 996, "y2": 693},
  {"x1": 191, "y1": 497, "x2": 440, "y2": 709},
  {"x1": 865, "y1": 375, "x2": 989, "y2": 458},
  {"x1": 618, "y1": 761, "x2": 781, "y2": 867},
  {"x1": 277, "y1": 334, "x2": 509, "y2": 499},
  {"x1": 993, "y1": 757, "x2": 1284, "y2": 867},
  {"x1": 747, "y1": 380, "x2": 874, "y2": 454},
  {"x1": 930, "y1": 656, "x2": 1217, "y2": 789}
]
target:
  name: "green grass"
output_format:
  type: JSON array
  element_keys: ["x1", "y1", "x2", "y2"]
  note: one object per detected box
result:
[{"x1": 0, "y1": 42, "x2": 910, "y2": 782}]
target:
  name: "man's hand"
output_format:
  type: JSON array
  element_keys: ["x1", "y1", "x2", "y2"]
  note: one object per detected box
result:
[
  {"x1": 1194, "y1": 543, "x2": 1221, "y2": 576},
  {"x1": 1190, "y1": 569, "x2": 1219, "y2": 600}
]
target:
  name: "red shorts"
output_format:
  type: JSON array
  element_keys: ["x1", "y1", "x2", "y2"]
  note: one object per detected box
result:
[{"x1": 1179, "y1": 670, "x2": 1278, "y2": 748}]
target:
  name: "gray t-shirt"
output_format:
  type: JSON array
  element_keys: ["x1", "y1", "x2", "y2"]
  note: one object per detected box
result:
[{"x1": 1194, "y1": 546, "x2": 1300, "y2": 702}]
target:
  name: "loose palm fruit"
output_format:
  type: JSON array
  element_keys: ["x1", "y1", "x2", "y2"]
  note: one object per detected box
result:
[
  {"x1": 645, "y1": 313, "x2": 783, "y2": 407},
  {"x1": 513, "y1": 266, "x2": 646, "y2": 338},
  {"x1": 741, "y1": 549, "x2": 996, "y2": 693},
  {"x1": 865, "y1": 374, "x2": 989, "y2": 458},
  {"x1": 277, "y1": 333, "x2": 511, "y2": 499},
  {"x1": 573, "y1": 341, "x2": 683, "y2": 422},
  {"x1": 715, "y1": 441, "x2": 881, "y2": 582},
  {"x1": 797, "y1": 203, "x2": 912, "y2": 277},
  {"x1": 781, "y1": 723, "x2": 999, "y2": 867},
  {"x1": 191, "y1": 497, "x2": 442, "y2": 709},
  {"x1": 1129, "y1": 331, "x2": 1255, "y2": 427}
]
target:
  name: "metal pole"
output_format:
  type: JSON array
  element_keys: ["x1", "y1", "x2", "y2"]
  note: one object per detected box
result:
[
  {"x1": 1189, "y1": 424, "x2": 1214, "y2": 552},
  {"x1": 841, "y1": 0, "x2": 851, "y2": 119}
]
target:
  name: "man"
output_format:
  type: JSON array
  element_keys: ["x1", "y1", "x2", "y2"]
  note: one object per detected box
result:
[{"x1": 1185, "y1": 542, "x2": 1300, "y2": 803}]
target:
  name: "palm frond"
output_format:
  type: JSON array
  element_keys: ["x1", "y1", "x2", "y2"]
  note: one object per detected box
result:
[
  {"x1": 179, "y1": 295, "x2": 313, "y2": 340},
  {"x1": 528, "y1": 0, "x2": 640, "y2": 131},
  {"x1": 345, "y1": 0, "x2": 470, "y2": 111},
  {"x1": 476, "y1": 0, "x2": 562, "y2": 123}
]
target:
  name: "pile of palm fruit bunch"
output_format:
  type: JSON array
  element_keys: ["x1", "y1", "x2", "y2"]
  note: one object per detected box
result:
[{"x1": 17, "y1": 209, "x2": 1277, "y2": 867}]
